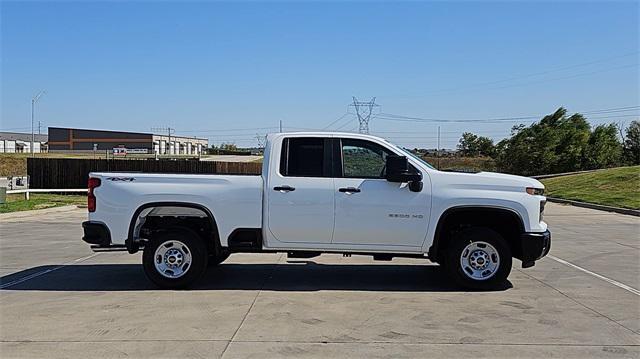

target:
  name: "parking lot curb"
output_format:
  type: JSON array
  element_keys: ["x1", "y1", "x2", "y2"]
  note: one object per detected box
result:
[
  {"x1": 0, "y1": 205, "x2": 82, "y2": 221},
  {"x1": 547, "y1": 197, "x2": 640, "y2": 217}
]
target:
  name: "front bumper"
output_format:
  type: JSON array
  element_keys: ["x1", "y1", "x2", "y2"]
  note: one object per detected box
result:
[
  {"x1": 82, "y1": 221, "x2": 111, "y2": 247},
  {"x1": 519, "y1": 229, "x2": 551, "y2": 268}
]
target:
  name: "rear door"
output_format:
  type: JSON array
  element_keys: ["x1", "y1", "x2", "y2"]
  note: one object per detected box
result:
[
  {"x1": 332, "y1": 138, "x2": 430, "y2": 248},
  {"x1": 267, "y1": 137, "x2": 335, "y2": 244}
]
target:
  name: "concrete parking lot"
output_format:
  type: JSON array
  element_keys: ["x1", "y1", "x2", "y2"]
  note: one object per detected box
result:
[{"x1": 0, "y1": 203, "x2": 638, "y2": 358}]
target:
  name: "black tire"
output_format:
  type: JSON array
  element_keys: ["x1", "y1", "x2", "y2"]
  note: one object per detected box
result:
[
  {"x1": 443, "y1": 227, "x2": 512, "y2": 290},
  {"x1": 208, "y1": 251, "x2": 231, "y2": 267},
  {"x1": 143, "y1": 228, "x2": 208, "y2": 289}
]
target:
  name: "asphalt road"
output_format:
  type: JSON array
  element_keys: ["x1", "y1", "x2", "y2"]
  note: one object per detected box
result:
[{"x1": 0, "y1": 203, "x2": 638, "y2": 358}]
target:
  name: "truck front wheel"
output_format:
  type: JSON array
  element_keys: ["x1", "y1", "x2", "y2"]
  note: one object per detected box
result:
[
  {"x1": 142, "y1": 228, "x2": 208, "y2": 289},
  {"x1": 444, "y1": 227, "x2": 512, "y2": 290}
]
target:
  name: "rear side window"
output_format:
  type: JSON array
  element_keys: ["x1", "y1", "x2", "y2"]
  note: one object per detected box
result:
[{"x1": 280, "y1": 137, "x2": 329, "y2": 177}]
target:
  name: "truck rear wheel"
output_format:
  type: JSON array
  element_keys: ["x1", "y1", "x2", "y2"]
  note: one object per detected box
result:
[
  {"x1": 142, "y1": 228, "x2": 208, "y2": 289},
  {"x1": 444, "y1": 227, "x2": 512, "y2": 290}
]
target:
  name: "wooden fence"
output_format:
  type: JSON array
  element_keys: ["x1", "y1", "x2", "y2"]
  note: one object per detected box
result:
[{"x1": 27, "y1": 158, "x2": 263, "y2": 189}]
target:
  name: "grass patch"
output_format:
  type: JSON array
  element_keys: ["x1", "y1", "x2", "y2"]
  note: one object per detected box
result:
[
  {"x1": 0, "y1": 156, "x2": 27, "y2": 177},
  {"x1": 541, "y1": 166, "x2": 640, "y2": 210},
  {"x1": 0, "y1": 193, "x2": 86, "y2": 213}
]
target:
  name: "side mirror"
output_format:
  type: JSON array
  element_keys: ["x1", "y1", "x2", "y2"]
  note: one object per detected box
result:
[
  {"x1": 385, "y1": 155, "x2": 408, "y2": 180},
  {"x1": 385, "y1": 155, "x2": 423, "y2": 192}
]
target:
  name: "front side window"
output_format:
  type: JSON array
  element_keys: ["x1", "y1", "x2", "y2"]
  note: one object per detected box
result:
[{"x1": 341, "y1": 139, "x2": 392, "y2": 178}]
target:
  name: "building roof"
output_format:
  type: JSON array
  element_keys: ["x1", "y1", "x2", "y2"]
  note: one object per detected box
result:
[
  {"x1": 47, "y1": 126, "x2": 207, "y2": 142},
  {"x1": 49, "y1": 126, "x2": 150, "y2": 137},
  {"x1": 152, "y1": 134, "x2": 208, "y2": 142},
  {"x1": 0, "y1": 131, "x2": 48, "y2": 142}
]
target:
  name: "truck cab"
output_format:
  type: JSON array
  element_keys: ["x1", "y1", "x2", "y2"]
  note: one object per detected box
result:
[{"x1": 82, "y1": 132, "x2": 550, "y2": 290}]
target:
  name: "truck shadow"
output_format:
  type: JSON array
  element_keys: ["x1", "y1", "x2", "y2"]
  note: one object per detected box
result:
[{"x1": 0, "y1": 262, "x2": 512, "y2": 292}]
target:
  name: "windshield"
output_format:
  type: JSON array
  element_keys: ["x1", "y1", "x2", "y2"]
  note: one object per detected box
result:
[{"x1": 397, "y1": 147, "x2": 436, "y2": 170}]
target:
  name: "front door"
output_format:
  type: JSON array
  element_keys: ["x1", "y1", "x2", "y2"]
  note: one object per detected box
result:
[
  {"x1": 267, "y1": 137, "x2": 335, "y2": 244},
  {"x1": 332, "y1": 138, "x2": 430, "y2": 248}
]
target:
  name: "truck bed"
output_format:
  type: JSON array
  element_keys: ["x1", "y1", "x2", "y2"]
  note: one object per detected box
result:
[{"x1": 88, "y1": 172, "x2": 263, "y2": 247}]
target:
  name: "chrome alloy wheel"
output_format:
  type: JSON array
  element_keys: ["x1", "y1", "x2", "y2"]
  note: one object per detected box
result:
[
  {"x1": 459, "y1": 241, "x2": 500, "y2": 281},
  {"x1": 154, "y1": 240, "x2": 192, "y2": 279}
]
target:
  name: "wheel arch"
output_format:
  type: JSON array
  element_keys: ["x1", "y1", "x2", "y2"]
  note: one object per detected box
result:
[
  {"x1": 429, "y1": 206, "x2": 525, "y2": 262},
  {"x1": 126, "y1": 201, "x2": 220, "y2": 254}
]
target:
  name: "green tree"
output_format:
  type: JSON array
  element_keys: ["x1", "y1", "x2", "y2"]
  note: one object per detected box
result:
[
  {"x1": 457, "y1": 132, "x2": 479, "y2": 156},
  {"x1": 476, "y1": 136, "x2": 495, "y2": 157},
  {"x1": 494, "y1": 108, "x2": 591, "y2": 175},
  {"x1": 624, "y1": 120, "x2": 640, "y2": 165},
  {"x1": 457, "y1": 132, "x2": 495, "y2": 157},
  {"x1": 220, "y1": 143, "x2": 238, "y2": 151},
  {"x1": 553, "y1": 113, "x2": 590, "y2": 172},
  {"x1": 583, "y1": 124, "x2": 622, "y2": 169}
]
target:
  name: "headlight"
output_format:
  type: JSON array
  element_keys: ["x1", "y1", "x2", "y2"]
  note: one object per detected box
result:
[{"x1": 526, "y1": 187, "x2": 544, "y2": 196}]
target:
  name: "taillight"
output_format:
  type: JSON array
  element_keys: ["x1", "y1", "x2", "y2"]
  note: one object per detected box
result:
[{"x1": 88, "y1": 177, "x2": 101, "y2": 212}]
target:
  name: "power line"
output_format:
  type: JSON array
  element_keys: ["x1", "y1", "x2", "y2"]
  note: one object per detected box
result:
[
  {"x1": 387, "y1": 51, "x2": 639, "y2": 98},
  {"x1": 580, "y1": 106, "x2": 640, "y2": 114},
  {"x1": 473, "y1": 51, "x2": 639, "y2": 88},
  {"x1": 584, "y1": 114, "x2": 639, "y2": 120},
  {"x1": 322, "y1": 112, "x2": 352, "y2": 130},
  {"x1": 375, "y1": 105, "x2": 638, "y2": 124},
  {"x1": 334, "y1": 117, "x2": 357, "y2": 131},
  {"x1": 331, "y1": 115, "x2": 357, "y2": 131},
  {"x1": 477, "y1": 63, "x2": 638, "y2": 93},
  {"x1": 177, "y1": 126, "x2": 280, "y2": 133},
  {"x1": 179, "y1": 132, "x2": 270, "y2": 138},
  {"x1": 376, "y1": 113, "x2": 540, "y2": 123}
]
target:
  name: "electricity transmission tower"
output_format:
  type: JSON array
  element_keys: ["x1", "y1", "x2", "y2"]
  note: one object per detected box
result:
[
  {"x1": 349, "y1": 97, "x2": 379, "y2": 134},
  {"x1": 255, "y1": 133, "x2": 267, "y2": 149}
]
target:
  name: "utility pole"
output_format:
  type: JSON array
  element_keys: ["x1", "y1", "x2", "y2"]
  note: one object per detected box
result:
[
  {"x1": 31, "y1": 90, "x2": 46, "y2": 156},
  {"x1": 279, "y1": 120, "x2": 283, "y2": 133},
  {"x1": 38, "y1": 121, "x2": 42, "y2": 135},
  {"x1": 151, "y1": 127, "x2": 175, "y2": 155},
  {"x1": 437, "y1": 126, "x2": 441, "y2": 170},
  {"x1": 350, "y1": 97, "x2": 379, "y2": 134}
]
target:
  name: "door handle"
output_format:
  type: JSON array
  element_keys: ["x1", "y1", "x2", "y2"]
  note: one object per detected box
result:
[
  {"x1": 274, "y1": 185, "x2": 295, "y2": 192},
  {"x1": 339, "y1": 187, "x2": 361, "y2": 193}
]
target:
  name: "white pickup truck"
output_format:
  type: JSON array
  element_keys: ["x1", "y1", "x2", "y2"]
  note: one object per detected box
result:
[{"x1": 82, "y1": 132, "x2": 550, "y2": 290}]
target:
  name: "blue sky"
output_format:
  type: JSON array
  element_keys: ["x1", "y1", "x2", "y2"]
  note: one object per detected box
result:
[{"x1": 1, "y1": 1, "x2": 638, "y2": 148}]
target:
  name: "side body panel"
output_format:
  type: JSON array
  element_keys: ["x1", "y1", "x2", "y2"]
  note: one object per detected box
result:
[
  {"x1": 88, "y1": 173, "x2": 263, "y2": 246},
  {"x1": 421, "y1": 170, "x2": 548, "y2": 252},
  {"x1": 263, "y1": 134, "x2": 336, "y2": 246},
  {"x1": 332, "y1": 178, "x2": 430, "y2": 248},
  {"x1": 262, "y1": 133, "x2": 434, "y2": 254}
]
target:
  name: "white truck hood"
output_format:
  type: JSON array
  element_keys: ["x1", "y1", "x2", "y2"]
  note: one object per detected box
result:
[{"x1": 432, "y1": 170, "x2": 544, "y2": 193}]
